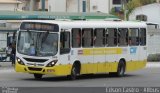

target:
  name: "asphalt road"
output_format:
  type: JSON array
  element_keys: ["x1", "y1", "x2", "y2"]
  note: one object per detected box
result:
[{"x1": 0, "y1": 62, "x2": 160, "y2": 93}]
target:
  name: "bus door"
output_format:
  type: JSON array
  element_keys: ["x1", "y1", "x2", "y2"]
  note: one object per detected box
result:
[{"x1": 59, "y1": 30, "x2": 71, "y2": 74}]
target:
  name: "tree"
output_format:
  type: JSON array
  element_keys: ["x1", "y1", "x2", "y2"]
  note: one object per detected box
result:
[
  {"x1": 140, "y1": 0, "x2": 156, "y2": 5},
  {"x1": 110, "y1": 0, "x2": 156, "y2": 20}
]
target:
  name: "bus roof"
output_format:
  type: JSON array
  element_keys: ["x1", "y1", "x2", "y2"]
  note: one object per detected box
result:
[{"x1": 22, "y1": 20, "x2": 147, "y2": 29}]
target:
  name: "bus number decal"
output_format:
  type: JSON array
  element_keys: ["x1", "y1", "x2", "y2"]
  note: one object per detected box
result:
[
  {"x1": 130, "y1": 47, "x2": 137, "y2": 54},
  {"x1": 78, "y1": 50, "x2": 83, "y2": 55}
]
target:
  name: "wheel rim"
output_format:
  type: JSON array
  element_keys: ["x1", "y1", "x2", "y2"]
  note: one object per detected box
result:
[
  {"x1": 119, "y1": 64, "x2": 125, "y2": 76},
  {"x1": 72, "y1": 67, "x2": 76, "y2": 76},
  {"x1": 119, "y1": 66, "x2": 124, "y2": 75},
  {"x1": 71, "y1": 67, "x2": 76, "y2": 79}
]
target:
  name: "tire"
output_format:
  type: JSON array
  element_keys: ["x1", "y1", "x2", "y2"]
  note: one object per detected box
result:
[
  {"x1": 116, "y1": 61, "x2": 125, "y2": 77},
  {"x1": 109, "y1": 61, "x2": 125, "y2": 77},
  {"x1": 34, "y1": 74, "x2": 43, "y2": 79},
  {"x1": 68, "y1": 64, "x2": 78, "y2": 80}
]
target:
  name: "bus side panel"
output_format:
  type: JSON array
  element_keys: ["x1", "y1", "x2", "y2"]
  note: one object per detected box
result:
[
  {"x1": 126, "y1": 60, "x2": 146, "y2": 72},
  {"x1": 106, "y1": 48, "x2": 122, "y2": 72},
  {"x1": 126, "y1": 61, "x2": 136, "y2": 72},
  {"x1": 137, "y1": 46, "x2": 147, "y2": 69},
  {"x1": 94, "y1": 48, "x2": 106, "y2": 73},
  {"x1": 80, "y1": 49, "x2": 96, "y2": 74},
  {"x1": 51, "y1": 64, "x2": 72, "y2": 76},
  {"x1": 126, "y1": 46, "x2": 147, "y2": 72}
]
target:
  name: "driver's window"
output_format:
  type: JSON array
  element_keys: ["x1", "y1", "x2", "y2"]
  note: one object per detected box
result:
[{"x1": 60, "y1": 31, "x2": 70, "y2": 54}]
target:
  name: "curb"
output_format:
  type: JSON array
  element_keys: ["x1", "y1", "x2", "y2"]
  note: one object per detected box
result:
[{"x1": 0, "y1": 62, "x2": 12, "y2": 68}]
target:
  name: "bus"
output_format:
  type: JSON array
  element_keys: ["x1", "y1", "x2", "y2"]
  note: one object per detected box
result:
[{"x1": 15, "y1": 20, "x2": 147, "y2": 80}]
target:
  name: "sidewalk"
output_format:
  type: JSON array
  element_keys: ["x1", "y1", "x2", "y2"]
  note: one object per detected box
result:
[
  {"x1": 146, "y1": 62, "x2": 160, "y2": 68},
  {"x1": 0, "y1": 62, "x2": 12, "y2": 68}
]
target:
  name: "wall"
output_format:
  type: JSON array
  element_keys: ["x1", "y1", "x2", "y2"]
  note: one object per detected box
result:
[
  {"x1": 0, "y1": 4, "x2": 17, "y2": 11},
  {"x1": 148, "y1": 29, "x2": 160, "y2": 54},
  {"x1": 129, "y1": 3, "x2": 160, "y2": 26},
  {"x1": 48, "y1": 0, "x2": 66, "y2": 12},
  {"x1": 0, "y1": 33, "x2": 7, "y2": 49},
  {"x1": 48, "y1": 0, "x2": 112, "y2": 13},
  {"x1": 90, "y1": 0, "x2": 109, "y2": 13},
  {"x1": 66, "y1": 0, "x2": 78, "y2": 12}
]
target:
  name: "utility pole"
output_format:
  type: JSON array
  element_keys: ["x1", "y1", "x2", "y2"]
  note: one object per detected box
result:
[
  {"x1": 41, "y1": 0, "x2": 45, "y2": 11},
  {"x1": 82, "y1": 0, "x2": 86, "y2": 12},
  {"x1": 29, "y1": 0, "x2": 34, "y2": 11},
  {"x1": 121, "y1": 0, "x2": 127, "y2": 20},
  {"x1": 78, "y1": 0, "x2": 80, "y2": 12}
]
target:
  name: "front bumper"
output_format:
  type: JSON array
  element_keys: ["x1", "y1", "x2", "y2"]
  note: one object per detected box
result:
[{"x1": 15, "y1": 61, "x2": 72, "y2": 76}]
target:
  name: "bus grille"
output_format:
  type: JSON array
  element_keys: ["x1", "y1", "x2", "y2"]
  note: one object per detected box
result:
[
  {"x1": 24, "y1": 58, "x2": 48, "y2": 63},
  {"x1": 28, "y1": 67, "x2": 42, "y2": 71}
]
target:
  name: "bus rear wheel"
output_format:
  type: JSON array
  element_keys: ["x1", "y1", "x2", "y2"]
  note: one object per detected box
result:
[
  {"x1": 116, "y1": 61, "x2": 125, "y2": 77},
  {"x1": 109, "y1": 60, "x2": 125, "y2": 77},
  {"x1": 34, "y1": 74, "x2": 43, "y2": 79}
]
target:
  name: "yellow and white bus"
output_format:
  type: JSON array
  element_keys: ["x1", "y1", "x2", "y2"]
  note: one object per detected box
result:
[{"x1": 15, "y1": 20, "x2": 147, "y2": 79}]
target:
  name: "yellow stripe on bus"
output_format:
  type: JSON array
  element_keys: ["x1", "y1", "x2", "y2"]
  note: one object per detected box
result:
[{"x1": 82, "y1": 48, "x2": 122, "y2": 55}]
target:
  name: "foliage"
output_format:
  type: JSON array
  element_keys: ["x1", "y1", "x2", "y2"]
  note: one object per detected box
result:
[
  {"x1": 140, "y1": 0, "x2": 157, "y2": 5},
  {"x1": 126, "y1": 0, "x2": 156, "y2": 20},
  {"x1": 110, "y1": 7, "x2": 124, "y2": 19}
]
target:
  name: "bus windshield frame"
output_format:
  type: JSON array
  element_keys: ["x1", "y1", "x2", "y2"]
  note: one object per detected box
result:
[{"x1": 17, "y1": 30, "x2": 59, "y2": 57}]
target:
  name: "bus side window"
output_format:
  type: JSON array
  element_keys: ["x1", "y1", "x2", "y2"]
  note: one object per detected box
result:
[
  {"x1": 94, "y1": 28, "x2": 105, "y2": 47},
  {"x1": 105, "y1": 29, "x2": 108, "y2": 46},
  {"x1": 139, "y1": 28, "x2": 146, "y2": 46},
  {"x1": 129, "y1": 28, "x2": 139, "y2": 46},
  {"x1": 60, "y1": 31, "x2": 70, "y2": 54},
  {"x1": 107, "y1": 28, "x2": 117, "y2": 47},
  {"x1": 72, "y1": 28, "x2": 81, "y2": 48},
  {"x1": 82, "y1": 28, "x2": 93, "y2": 47},
  {"x1": 118, "y1": 28, "x2": 128, "y2": 46}
]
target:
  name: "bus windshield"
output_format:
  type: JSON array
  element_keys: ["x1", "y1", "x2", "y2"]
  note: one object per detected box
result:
[{"x1": 17, "y1": 31, "x2": 58, "y2": 57}]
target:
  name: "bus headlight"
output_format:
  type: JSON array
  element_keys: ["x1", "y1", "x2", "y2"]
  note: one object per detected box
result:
[
  {"x1": 16, "y1": 57, "x2": 25, "y2": 65},
  {"x1": 46, "y1": 60, "x2": 58, "y2": 67}
]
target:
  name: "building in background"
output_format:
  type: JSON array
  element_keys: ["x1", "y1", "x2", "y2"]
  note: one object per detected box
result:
[
  {"x1": 19, "y1": 0, "x2": 48, "y2": 11},
  {"x1": 0, "y1": 0, "x2": 22, "y2": 11},
  {"x1": 0, "y1": 0, "x2": 22, "y2": 51},
  {"x1": 129, "y1": 2, "x2": 160, "y2": 55},
  {"x1": 17, "y1": 0, "x2": 123, "y2": 13},
  {"x1": 48, "y1": 0, "x2": 123, "y2": 13},
  {"x1": 129, "y1": 3, "x2": 160, "y2": 26}
]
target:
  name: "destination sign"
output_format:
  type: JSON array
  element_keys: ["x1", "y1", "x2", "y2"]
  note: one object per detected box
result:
[{"x1": 20, "y1": 22, "x2": 59, "y2": 32}]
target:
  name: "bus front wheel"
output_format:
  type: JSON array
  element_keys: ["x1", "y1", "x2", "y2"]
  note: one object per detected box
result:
[
  {"x1": 34, "y1": 74, "x2": 43, "y2": 79},
  {"x1": 68, "y1": 64, "x2": 78, "y2": 80}
]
